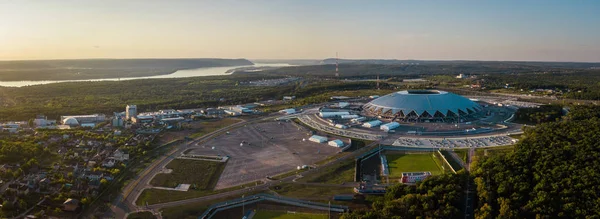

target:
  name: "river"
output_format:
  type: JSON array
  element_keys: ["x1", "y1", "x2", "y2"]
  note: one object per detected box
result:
[{"x1": 0, "y1": 63, "x2": 292, "y2": 87}]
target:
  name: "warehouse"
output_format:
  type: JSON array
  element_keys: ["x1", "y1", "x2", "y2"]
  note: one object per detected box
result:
[
  {"x1": 319, "y1": 111, "x2": 350, "y2": 118},
  {"x1": 362, "y1": 120, "x2": 382, "y2": 128},
  {"x1": 308, "y1": 135, "x2": 328, "y2": 143},
  {"x1": 340, "y1": 114, "x2": 359, "y2": 119},
  {"x1": 380, "y1": 122, "x2": 400, "y2": 132},
  {"x1": 328, "y1": 139, "x2": 345, "y2": 147},
  {"x1": 327, "y1": 139, "x2": 344, "y2": 148}
]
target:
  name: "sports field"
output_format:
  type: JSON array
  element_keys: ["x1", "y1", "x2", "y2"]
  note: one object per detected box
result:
[
  {"x1": 253, "y1": 210, "x2": 327, "y2": 219},
  {"x1": 385, "y1": 153, "x2": 443, "y2": 177}
]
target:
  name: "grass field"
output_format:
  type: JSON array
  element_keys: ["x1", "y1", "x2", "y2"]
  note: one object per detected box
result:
[
  {"x1": 189, "y1": 118, "x2": 241, "y2": 138},
  {"x1": 301, "y1": 159, "x2": 355, "y2": 184},
  {"x1": 253, "y1": 210, "x2": 327, "y2": 219},
  {"x1": 150, "y1": 159, "x2": 225, "y2": 189},
  {"x1": 386, "y1": 153, "x2": 443, "y2": 177}
]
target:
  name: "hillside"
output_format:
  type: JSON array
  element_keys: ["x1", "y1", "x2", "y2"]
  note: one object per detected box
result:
[{"x1": 0, "y1": 58, "x2": 253, "y2": 81}]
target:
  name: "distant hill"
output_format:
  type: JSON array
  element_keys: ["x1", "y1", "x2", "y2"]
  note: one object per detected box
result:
[
  {"x1": 320, "y1": 58, "x2": 600, "y2": 69},
  {"x1": 250, "y1": 59, "x2": 321, "y2": 65},
  {"x1": 0, "y1": 58, "x2": 253, "y2": 81}
]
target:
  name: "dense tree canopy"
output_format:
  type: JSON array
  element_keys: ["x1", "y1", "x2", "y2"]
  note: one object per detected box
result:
[{"x1": 473, "y1": 106, "x2": 600, "y2": 218}]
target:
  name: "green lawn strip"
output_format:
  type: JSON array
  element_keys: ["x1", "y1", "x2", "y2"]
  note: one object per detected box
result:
[
  {"x1": 439, "y1": 150, "x2": 464, "y2": 172},
  {"x1": 127, "y1": 211, "x2": 156, "y2": 219},
  {"x1": 189, "y1": 118, "x2": 241, "y2": 138},
  {"x1": 253, "y1": 210, "x2": 327, "y2": 219},
  {"x1": 386, "y1": 153, "x2": 443, "y2": 177},
  {"x1": 270, "y1": 168, "x2": 308, "y2": 180},
  {"x1": 136, "y1": 181, "x2": 264, "y2": 205},
  {"x1": 484, "y1": 145, "x2": 515, "y2": 156},
  {"x1": 300, "y1": 159, "x2": 355, "y2": 184},
  {"x1": 270, "y1": 183, "x2": 353, "y2": 200},
  {"x1": 453, "y1": 149, "x2": 469, "y2": 163},
  {"x1": 150, "y1": 159, "x2": 225, "y2": 189}
]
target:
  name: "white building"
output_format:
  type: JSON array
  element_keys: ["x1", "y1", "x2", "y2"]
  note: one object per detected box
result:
[
  {"x1": 283, "y1": 96, "x2": 296, "y2": 101},
  {"x1": 328, "y1": 139, "x2": 344, "y2": 147},
  {"x1": 334, "y1": 124, "x2": 348, "y2": 129},
  {"x1": 224, "y1": 110, "x2": 241, "y2": 116},
  {"x1": 308, "y1": 135, "x2": 328, "y2": 143},
  {"x1": 401, "y1": 172, "x2": 432, "y2": 184},
  {"x1": 319, "y1": 111, "x2": 350, "y2": 118},
  {"x1": 279, "y1": 108, "x2": 296, "y2": 115},
  {"x1": 340, "y1": 114, "x2": 359, "y2": 119},
  {"x1": 456, "y1": 74, "x2": 466, "y2": 79},
  {"x1": 362, "y1": 120, "x2": 382, "y2": 128},
  {"x1": 380, "y1": 122, "x2": 400, "y2": 132},
  {"x1": 62, "y1": 117, "x2": 79, "y2": 126},
  {"x1": 60, "y1": 114, "x2": 106, "y2": 124},
  {"x1": 126, "y1": 105, "x2": 137, "y2": 120}
]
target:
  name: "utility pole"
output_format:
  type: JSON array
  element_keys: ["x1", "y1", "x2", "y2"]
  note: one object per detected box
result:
[
  {"x1": 328, "y1": 201, "x2": 331, "y2": 219},
  {"x1": 335, "y1": 52, "x2": 339, "y2": 77},
  {"x1": 242, "y1": 194, "x2": 245, "y2": 216}
]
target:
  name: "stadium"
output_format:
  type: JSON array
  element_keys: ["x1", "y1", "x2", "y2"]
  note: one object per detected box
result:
[{"x1": 362, "y1": 90, "x2": 483, "y2": 122}]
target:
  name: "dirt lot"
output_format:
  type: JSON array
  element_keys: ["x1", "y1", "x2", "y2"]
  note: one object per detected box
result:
[{"x1": 187, "y1": 121, "x2": 341, "y2": 189}]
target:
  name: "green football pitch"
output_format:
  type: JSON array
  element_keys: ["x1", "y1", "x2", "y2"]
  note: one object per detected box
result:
[{"x1": 385, "y1": 153, "x2": 443, "y2": 177}]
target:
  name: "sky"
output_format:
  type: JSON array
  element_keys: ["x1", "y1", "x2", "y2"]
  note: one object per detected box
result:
[{"x1": 1, "y1": 0, "x2": 599, "y2": 62}]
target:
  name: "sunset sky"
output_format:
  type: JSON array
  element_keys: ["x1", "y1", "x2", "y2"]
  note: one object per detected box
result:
[{"x1": 1, "y1": 0, "x2": 599, "y2": 62}]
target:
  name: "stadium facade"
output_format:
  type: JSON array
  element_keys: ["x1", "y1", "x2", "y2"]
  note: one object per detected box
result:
[{"x1": 362, "y1": 90, "x2": 482, "y2": 122}]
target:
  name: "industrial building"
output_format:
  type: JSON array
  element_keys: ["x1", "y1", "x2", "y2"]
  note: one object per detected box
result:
[
  {"x1": 319, "y1": 111, "x2": 350, "y2": 118},
  {"x1": 33, "y1": 115, "x2": 56, "y2": 128},
  {"x1": 308, "y1": 135, "x2": 328, "y2": 143},
  {"x1": 131, "y1": 115, "x2": 153, "y2": 124},
  {"x1": 60, "y1": 114, "x2": 106, "y2": 125},
  {"x1": 362, "y1": 120, "x2": 382, "y2": 128},
  {"x1": 62, "y1": 117, "x2": 79, "y2": 126},
  {"x1": 126, "y1": 105, "x2": 137, "y2": 120},
  {"x1": 224, "y1": 110, "x2": 241, "y2": 116},
  {"x1": 380, "y1": 122, "x2": 400, "y2": 132},
  {"x1": 328, "y1": 139, "x2": 344, "y2": 147},
  {"x1": 401, "y1": 172, "x2": 432, "y2": 184},
  {"x1": 362, "y1": 90, "x2": 483, "y2": 122}
]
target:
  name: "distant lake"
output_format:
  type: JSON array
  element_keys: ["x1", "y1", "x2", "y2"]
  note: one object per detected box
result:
[{"x1": 0, "y1": 63, "x2": 292, "y2": 87}]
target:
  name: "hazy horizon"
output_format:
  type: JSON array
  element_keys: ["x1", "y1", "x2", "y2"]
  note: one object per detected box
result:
[{"x1": 2, "y1": 0, "x2": 599, "y2": 62}]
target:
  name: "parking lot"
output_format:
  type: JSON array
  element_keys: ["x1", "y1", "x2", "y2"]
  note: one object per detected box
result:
[{"x1": 186, "y1": 121, "x2": 341, "y2": 189}]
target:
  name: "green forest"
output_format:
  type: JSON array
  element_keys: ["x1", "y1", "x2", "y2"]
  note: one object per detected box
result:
[
  {"x1": 0, "y1": 75, "x2": 383, "y2": 121},
  {"x1": 472, "y1": 105, "x2": 600, "y2": 218}
]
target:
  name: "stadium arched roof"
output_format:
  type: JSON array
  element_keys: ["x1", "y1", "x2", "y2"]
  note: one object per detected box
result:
[{"x1": 362, "y1": 90, "x2": 482, "y2": 121}]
